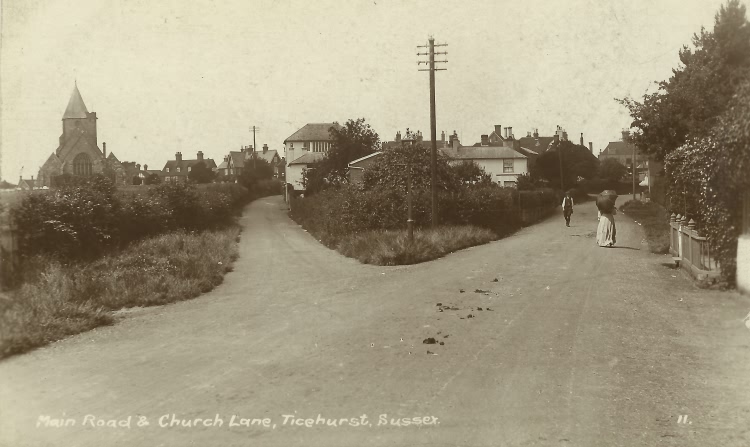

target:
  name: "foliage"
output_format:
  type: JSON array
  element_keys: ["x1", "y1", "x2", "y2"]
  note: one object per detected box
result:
[
  {"x1": 598, "y1": 158, "x2": 628, "y2": 183},
  {"x1": 362, "y1": 142, "x2": 460, "y2": 193},
  {"x1": 0, "y1": 226, "x2": 240, "y2": 358},
  {"x1": 188, "y1": 161, "x2": 216, "y2": 184},
  {"x1": 131, "y1": 175, "x2": 143, "y2": 185},
  {"x1": 144, "y1": 173, "x2": 162, "y2": 185},
  {"x1": 451, "y1": 161, "x2": 493, "y2": 185},
  {"x1": 8, "y1": 179, "x2": 251, "y2": 278},
  {"x1": 618, "y1": 1, "x2": 750, "y2": 160},
  {"x1": 532, "y1": 141, "x2": 599, "y2": 190},
  {"x1": 337, "y1": 226, "x2": 496, "y2": 266},
  {"x1": 0, "y1": 180, "x2": 16, "y2": 189},
  {"x1": 305, "y1": 118, "x2": 380, "y2": 193},
  {"x1": 665, "y1": 78, "x2": 750, "y2": 285},
  {"x1": 289, "y1": 183, "x2": 560, "y2": 252},
  {"x1": 516, "y1": 173, "x2": 544, "y2": 191}
]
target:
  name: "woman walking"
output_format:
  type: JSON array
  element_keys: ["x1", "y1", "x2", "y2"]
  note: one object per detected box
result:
[{"x1": 596, "y1": 190, "x2": 617, "y2": 247}]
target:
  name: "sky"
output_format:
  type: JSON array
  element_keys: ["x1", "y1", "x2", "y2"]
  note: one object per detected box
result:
[{"x1": 0, "y1": 0, "x2": 723, "y2": 181}]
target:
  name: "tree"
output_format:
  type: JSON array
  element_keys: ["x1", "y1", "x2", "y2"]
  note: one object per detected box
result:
[
  {"x1": 598, "y1": 158, "x2": 627, "y2": 183},
  {"x1": 451, "y1": 161, "x2": 493, "y2": 185},
  {"x1": 618, "y1": 1, "x2": 750, "y2": 160},
  {"x1": 362, "y1": 141, "x2": 459, "y2": 192},
  {"x1": 239, "y1": 157, "x2": 274, "y2": 191},
  {"x1": 188, "y1": 161, "x2": 215, "y2": 184},
  {"x1": 532, "y1": 141, "x2": 599, "y2": 190},
  {"x1": 144, "y1": 173, "x2": 161, "y2": 185},
  {"x1": 132, "y1": 175, "x2": 143, "y2": 185},
  {"x1": 306, "y1": 118, "x2": 380, "y2": 193}
]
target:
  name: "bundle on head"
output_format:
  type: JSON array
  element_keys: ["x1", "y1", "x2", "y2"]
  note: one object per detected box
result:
[{"x1": 596, "y1": 190, "x2": 617, "y2": 214}]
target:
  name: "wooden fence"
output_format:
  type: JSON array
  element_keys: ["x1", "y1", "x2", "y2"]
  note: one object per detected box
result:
[{"x1": 669, "y1": 213, "x2": 720, "y2": 281}]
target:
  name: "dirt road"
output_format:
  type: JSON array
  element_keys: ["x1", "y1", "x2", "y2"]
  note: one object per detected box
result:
[{"x1": 2, "y1": 196, "x2": 749, "y2": 447}]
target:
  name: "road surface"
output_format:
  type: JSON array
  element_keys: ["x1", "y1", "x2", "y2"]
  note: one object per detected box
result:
[{"x1": 1, "y1": 196, "x2": 749, "y2": 447}]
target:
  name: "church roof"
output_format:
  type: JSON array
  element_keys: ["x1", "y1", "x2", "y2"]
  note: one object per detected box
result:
[{"x1": 63, "y1": 84, "x2": 89, "y2": 119}]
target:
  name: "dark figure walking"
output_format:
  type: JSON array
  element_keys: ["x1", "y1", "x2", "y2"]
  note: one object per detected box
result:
[{"x1": 562, "y1": 192, "x2": 574, "y2": 227}]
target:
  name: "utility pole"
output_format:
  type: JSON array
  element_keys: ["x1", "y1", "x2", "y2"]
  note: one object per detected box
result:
[
  {"x1": 418, "y1": 37, "x2": 447, "y2": 228},
  {"x1": 249, "y1": 126, "x2": 260, "y2": 170},
  {"x1": 632, "y1": 142, "x2": 637, "y2": 201}
]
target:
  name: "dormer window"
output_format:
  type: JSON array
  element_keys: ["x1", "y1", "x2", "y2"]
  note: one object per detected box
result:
[{"x1": 176, "y1": 167, "x2": 181, "y2": 173}]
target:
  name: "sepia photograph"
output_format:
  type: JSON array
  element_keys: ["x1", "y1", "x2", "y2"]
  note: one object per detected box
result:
[{"x1": 1, "y1": 0, "x2": 749, "y2": 446}]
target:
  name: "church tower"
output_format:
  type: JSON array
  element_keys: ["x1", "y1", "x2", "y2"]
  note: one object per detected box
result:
[{"x1": 60, "y1": 83, "x2": 97, "y2": 149}]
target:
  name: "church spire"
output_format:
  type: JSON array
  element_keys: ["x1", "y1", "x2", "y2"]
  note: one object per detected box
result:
[{"x1": 63, "y1": 83, "x2": 89, "y2": 119}]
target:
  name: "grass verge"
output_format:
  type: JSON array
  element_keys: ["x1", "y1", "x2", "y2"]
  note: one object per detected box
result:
[
  {"x1": 0, "y1": 226, "x2": 240, "y2": 359},
  {"x1": 620, "y1": 199, "x2": 671, "y2": 254},
  {"x1": 336, "y1": 225, "x2": 497, "y2": 265}
]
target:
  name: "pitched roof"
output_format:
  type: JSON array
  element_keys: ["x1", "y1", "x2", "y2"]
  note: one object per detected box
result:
[
  {"x1": 600, "y1": 141, "x2": 637, "y2": 156},
  {"x1": 517, "y1": 136, "x2": 556, "y2": 153},
  {"x1": 162, "y1": 158, "x2": 217, "y2": 174},
  {"x1": 216, "y1": 161, "x2": 229, "y2": 170},
  {"x1": 441, "y1": 146, "x2": 527, "y2": 160},
  {"x1": 284, "y1": 123, "x2": 342, "y2": 143},
  {"x1": 63, "y1": 84, "x2": 89, "y2": 119},
  {"x1": 229, "y1": 151, "x2": 245, "y2": 168},
  {"x1": 252, "y1": 149, "x2": 280, "y2": 164},
  {"x1": 348, "y1": 151, "x2": 382, "y2": 167},
  {"x1": 289, "y1": 152, "x2": 326, "y2": 165}
]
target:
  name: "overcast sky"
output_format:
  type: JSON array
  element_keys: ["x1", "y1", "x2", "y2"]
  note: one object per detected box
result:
[{"x1": 1, "y1": 0, "x2": 722, "y2": 181}]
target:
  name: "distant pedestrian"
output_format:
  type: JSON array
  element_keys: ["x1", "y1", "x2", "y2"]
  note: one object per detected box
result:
[{"x1": 562, "y1": 192, "x2": 574, "y2": 227}]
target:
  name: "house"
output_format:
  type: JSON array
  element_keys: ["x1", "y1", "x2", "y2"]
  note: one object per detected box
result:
[
  {"x1": 250, "y1": 144, "x2": 283, "y2": 177},
  {"x1": 162, "y1": 151, "x2": 217, "y2": 183},
  {"x1": 226, "y1": 149, "x2": 247, "y2": 177},
  {"x1": 284, "y1": 122, "x2": 342, "y2": 192},
  {"x1": 347, "y1": 152, "x2": 382, "y2": 184},
  {"x1": 599, "y1": 130, "x2": 647, "y2": 181},
  {"x1": 16, "y1": 177, "x2": 36, "y2": 191},
  {"x1": 440, "y1": 126, "x2": 538, "y2": 187}
]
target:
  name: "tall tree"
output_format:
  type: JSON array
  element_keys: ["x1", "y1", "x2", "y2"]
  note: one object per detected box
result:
[
  {"x1": 306, "y1": 118, "x2": 380, "y2": 193},
  {"x1": 618, "y1": 0, "x2": 750, "y2": 160},
  {"x1": 188, "y1": 161, "x2": 215, "y2": 184},
  {"x1": 532, "y1": 141, "x2": 599, "y2": 190}
]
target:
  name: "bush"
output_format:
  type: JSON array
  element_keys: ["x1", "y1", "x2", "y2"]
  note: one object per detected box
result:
[
  {"x1": 620, "y1": 199, "x2": 671, "y2": 254},
  {"x1": 337, "y1": 226, "x2": 497, "y2": 265}
]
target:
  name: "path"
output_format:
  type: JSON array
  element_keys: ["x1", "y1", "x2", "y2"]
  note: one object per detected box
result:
[{"x1": 1, "y1": 196, "x2": 749, "y2": 447}]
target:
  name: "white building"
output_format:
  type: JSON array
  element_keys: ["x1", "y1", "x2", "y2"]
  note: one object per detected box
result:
[{"x1": 283, "y1": 122, "x2": 341, "y2": 193}]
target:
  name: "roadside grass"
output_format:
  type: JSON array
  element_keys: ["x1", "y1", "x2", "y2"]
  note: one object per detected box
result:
[
  {"x1": 620, "y1": 199, "x2": 671, "y2": 254},
  {"x1": 336, "y1": 225, "x2": 497, "y2": 266},
  {"x1": 0, "y1": 226, "x2": 240, "y2": 359}
]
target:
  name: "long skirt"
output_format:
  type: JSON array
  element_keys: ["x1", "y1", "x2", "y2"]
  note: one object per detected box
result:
[{"x1": 596, "y1": 213, "x2": 616, "y2": 247}]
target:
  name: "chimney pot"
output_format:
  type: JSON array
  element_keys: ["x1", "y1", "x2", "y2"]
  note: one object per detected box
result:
[
  {"x1": 144, "y1": 164, "x2": 148, "y2": 170},
  {"x1": 175, "y1": 152, "x2": 182, "y2": 162},
  {"x1": 508, "y1": 127, "x2": 513, "y2": 139},
  {"x1": 103, "y1": 142, "x2": 107, "y2": 158},
  {"x1": 197, "y1": 151, "x2": 204, "y2": 161},
  {"x1": 263, "y1": 144, "x2": 268, "y2": 153},
  {"x1": 588, "y1": 142, "x2": 593, "y2": 152},
  {"x1": 495, "y1": 125, "x2": 503, "y2": 136}
]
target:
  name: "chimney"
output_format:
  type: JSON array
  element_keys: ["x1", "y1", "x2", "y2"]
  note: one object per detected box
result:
[
  {"x1": 136, "y1": 163, "x2": 141, "y2": 171},
  {"x1": 504, "y1": 127, "x2": 509, "y2": 138},
  {"x1": 197, "y1": 151, "x2": 204, "y2": 161},
  {"x1": 396, "y1": 131, "x2": 401, "y2": 142},
  {"x1": 144, "y1": 164, "x2": 148, "y2": 170},
  {"x1": 240, "y1": 147, "x2": 245, "y2": 153},
  {"x1": 494, "y1": 125, "x2": 502, "y2": 136},
  {"x1": 19, "y1": 175, "x2": 22, "y2": 184},
  {"x1": 508, "y1": 127, "x2": 513, "y2": 139},
  {"x1": 527, "y1": 131, "x2": 532, "y2": 137},
  {"x1": 588, "y1": 142, "x2": 593, "y2": 152},
  {"x1": 103, "y1": 142, "x2": 107, "y2": 158},
  {"x1": 481, "y1": 134, "x2": 489, "y2": 146},
  {"x1": 452, "y1": 132, "x2": 460, "y2": 149},
  {"x1": 175, "y1": 152, "x2": 182, "y2": 162},
  {"x1": 533, "y1": 128, "x2": 539, "y2": 138},
  {"x1": 580, "y1": 133, "x2": 584, "y2": 146},
  {"x1": 554, "y1": 134, "x2": 560, "y2": 144},
  {"x1": 417, "y1": 131, "x2": 423, "y2": 142},
  {"x1": 441, "y1": 131, "x2": 445, "y2": 142},
  {"x1": 263, "y1": 144, "x2": 268, "y2": 153}
]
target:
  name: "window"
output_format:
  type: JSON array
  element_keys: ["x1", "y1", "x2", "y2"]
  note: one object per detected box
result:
[
  {"x1": 290, "y1": 143, "x2": 294, "y2": 148},
  {"x1": 504, "y1": 181, "x2": 517, "y2": 188},
  {"x1": 188, "y1": 166, "x2": 192, "y2": 172},
  {"x1": 503, "y1": 160, "x2": 514, "y2": 173},
  {"x1": 177, "y1": 167, "x2": 181, "y2": 173},
  {"x1": 303, "y1": 142, "x2": 309, "y2": 149},
  {"x1": 73, "y1": 153, "x2": 93, "y2": 176}
]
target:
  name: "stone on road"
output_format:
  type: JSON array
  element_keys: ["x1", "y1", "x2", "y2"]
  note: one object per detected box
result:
[{"x1": 1, "y1": 196, "x2": 749, "y2": 447}]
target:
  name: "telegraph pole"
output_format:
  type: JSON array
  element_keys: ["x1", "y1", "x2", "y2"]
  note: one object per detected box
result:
[
  {"x1": 632, "y1": 142, "x2": 637, "y2": 201},
  {"x1": 249, "y1": 126, "x2": 260, "y2": 170},
  {"x1": 418, "y1": 37, "x2": 447, "y2": 228}
]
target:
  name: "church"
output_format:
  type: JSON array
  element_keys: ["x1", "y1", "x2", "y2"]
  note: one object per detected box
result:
[{"x1": 37, "y1": 84, "x2": 135, "y2": 187}]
